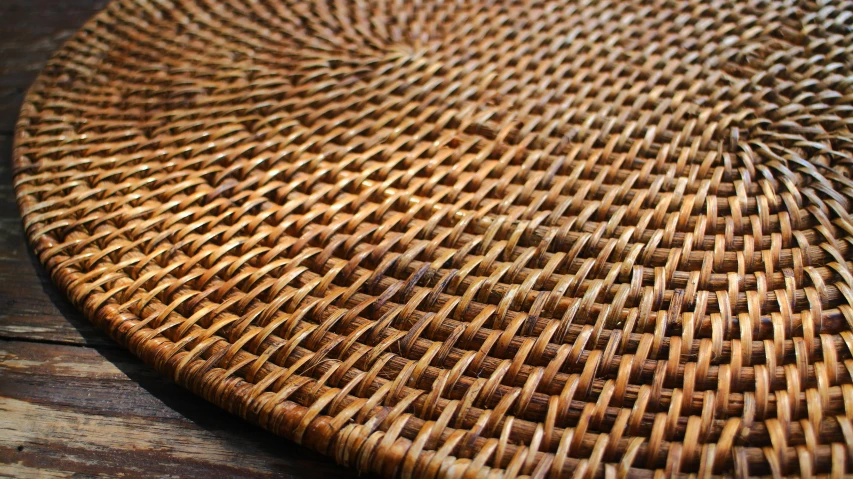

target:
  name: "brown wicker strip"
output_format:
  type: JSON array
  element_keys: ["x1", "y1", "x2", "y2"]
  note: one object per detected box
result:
[{"x1": 12, "y1": 0, "x2": 853, "y2": 477}]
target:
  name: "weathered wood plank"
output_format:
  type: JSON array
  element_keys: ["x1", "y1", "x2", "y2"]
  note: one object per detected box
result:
[
  {"x1": 0, "y1": 250, "x2": 115, "y2": 347},
  {"x1": 0, "y1": 1, "x2": 107, "y2": 133},
  {"x1": 1, "y1": 340, "x2": 226, "y2": 420},
  {"x1": 0, "y1": 341, "x2": 357, "y2": 478},
  {"x1": 0, "y1": 398, "x2": 356, "y2": 478}
]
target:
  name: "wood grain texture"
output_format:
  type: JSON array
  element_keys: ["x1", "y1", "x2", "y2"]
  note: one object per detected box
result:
[
  {"x1": 0, "y1": 1, "x2": 356, "y2": 477},
  {"x1": 0, "y1": 341, "x2": 353, "y2": 478},
  {"x1": 0, "y1": 1, "x2": 107, "y2": 133}
]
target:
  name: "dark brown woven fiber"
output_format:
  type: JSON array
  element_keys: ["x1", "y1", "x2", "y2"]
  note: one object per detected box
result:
[{"x1": 11, "y1": 0, "x2": 853, "y2": 477}]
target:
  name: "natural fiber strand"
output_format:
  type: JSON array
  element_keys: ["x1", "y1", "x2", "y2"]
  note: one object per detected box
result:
[{"x1": 12, "y1": 0, "x2": 853, "y2": 477}]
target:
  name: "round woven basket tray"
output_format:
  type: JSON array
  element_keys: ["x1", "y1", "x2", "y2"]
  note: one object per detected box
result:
[{"x1": 12, "y1": 0, "x2": 853, "y2": 477}]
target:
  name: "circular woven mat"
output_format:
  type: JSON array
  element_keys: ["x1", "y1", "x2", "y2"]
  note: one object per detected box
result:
[{"x1": 12, "y1": 0, "x2": 853, "y2": 477}]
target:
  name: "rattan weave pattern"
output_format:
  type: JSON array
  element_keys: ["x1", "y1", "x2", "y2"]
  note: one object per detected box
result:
[{"x1": 12, "y1": 0, "x2": 853, "y2": 477}]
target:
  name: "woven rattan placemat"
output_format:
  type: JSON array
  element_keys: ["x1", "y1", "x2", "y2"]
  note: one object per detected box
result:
[{"x1": 12, "y1": 0, "x2": 853, "y2": 477}]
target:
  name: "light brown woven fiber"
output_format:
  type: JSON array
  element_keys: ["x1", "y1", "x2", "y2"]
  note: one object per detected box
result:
[{"x1": 12, "y1": 0, "x2": 853, "y2": 477}]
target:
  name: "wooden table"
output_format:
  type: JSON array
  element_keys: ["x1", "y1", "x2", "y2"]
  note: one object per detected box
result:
[{"x1": 0, "y1": 2, "x2": 357, "y2": 477}]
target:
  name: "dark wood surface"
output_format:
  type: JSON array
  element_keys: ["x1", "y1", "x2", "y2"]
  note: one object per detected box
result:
[{"x1": 0, "y1": 2, "x2": 357, "y2": 477}]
